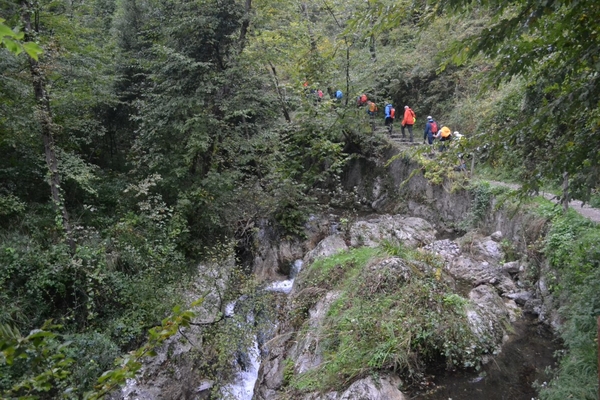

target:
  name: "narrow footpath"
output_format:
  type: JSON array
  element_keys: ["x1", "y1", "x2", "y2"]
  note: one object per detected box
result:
[
  {"x1": 486, "y1": 180, "x2": 600, "y2": 223},
  {"x1": 384, "y1": 129, "x2": 600, "y2": 223}
]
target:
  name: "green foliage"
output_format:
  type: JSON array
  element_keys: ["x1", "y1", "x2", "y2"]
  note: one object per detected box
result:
[
  {"x1": 536, "y1": 207, "x2": 600, "y2": 399},
  {"x1": 459, "y1": 181, "x2": 492, "y2": 229},
  {"x1": 300, "y1": 247, "x2": 380, "y2": 290},
  {"x1": 433, "y1": 0, "x2": 600, "y2": 203},
  {"x1": 0, "y1": 194, "x2": 26, "y2": 217},
  {"x1": 0, "y1": 321, "x2": 74, "y2": 399},
  {"x1": 0, "y1": 19, "x2": 43, "y2": 60}
]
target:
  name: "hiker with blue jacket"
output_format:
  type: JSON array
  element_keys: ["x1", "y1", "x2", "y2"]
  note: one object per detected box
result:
[
  {"x1": 424, "y1": 116, "x2": 438, "y2": 145},
  {"x1": 384, "y1": 103, "x2": 395, "y2": 134}
]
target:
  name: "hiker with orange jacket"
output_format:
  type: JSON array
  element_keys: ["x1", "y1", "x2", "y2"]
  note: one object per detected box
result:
[{"x1": 401, "y1": 105, "x2": 416, "y2": 142}]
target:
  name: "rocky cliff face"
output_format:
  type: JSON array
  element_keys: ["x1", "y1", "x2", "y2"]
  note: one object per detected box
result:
[
  {"x1": 250, "y1": 149, "x2": 558, "y2": 399},
  {"x1": 115, "y1": 146, "x2": 559, "y2": 400},
  {"x1": 254, "y1": 218, "x2": 528, "y2": 399}
]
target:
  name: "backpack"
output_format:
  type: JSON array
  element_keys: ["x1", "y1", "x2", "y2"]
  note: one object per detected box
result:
[
  {"x1": 390, "y1": 108, "x2": 395, "y2": 119},
  {"x1": 369, "y1": 102, "x2": 377, "y2": 112},
  {"x1": 336, "y1": 90, "x2": 343, "y2": 99},
  {"x1": 430, "y1": 121, "x2": 438, "y2": 133}
]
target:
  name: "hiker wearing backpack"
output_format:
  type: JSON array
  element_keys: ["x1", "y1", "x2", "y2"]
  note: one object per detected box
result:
[
  {"x1": 424, "y1": 116, "x2": 438, "y2": 145},
  {"x1": 435, "y1": 126, "x2": 452, "y2": 151},
  {"x1": 357, "y1": 93, "x2": 368, "y2": 107},
  {"x1": 317, "y1": 89, "x2": 324, "y2": 102},
  {"x1": 335, "y1": 89, "x2": 343, "y2": 101},
  {"x1": 401, "y1": 105, "x2": 416, "y2": 142},
  {"x1": 367, "y1": 101, "x2": 378, "y2": 116},
  {"x1": 385, "y1": 103, "x2": 395, "y2": 134}
]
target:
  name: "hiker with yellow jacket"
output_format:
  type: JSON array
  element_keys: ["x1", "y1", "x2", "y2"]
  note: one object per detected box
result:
[{"x1": 435, "y1": 125, "x2": 452, "y2": 151}]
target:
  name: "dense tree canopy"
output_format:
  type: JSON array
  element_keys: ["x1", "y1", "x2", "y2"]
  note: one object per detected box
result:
[{"x1": 1, "y1": 0, "x2": 599, "y2": 398}]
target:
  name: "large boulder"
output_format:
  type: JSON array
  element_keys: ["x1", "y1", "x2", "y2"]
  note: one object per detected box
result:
[
  {"x1": 466, "y1": 285, "x2": 516, "y2": 354},
  {"x1": 349, "y1": 215, "x2": 436, "y2": 248},
  {"x1": 299, "y1": 375, "x2": 406, "y2": 400},
  {"x1": 291, "y1": 291, "x2": 342, "y2": 374},
  {"x1": 303, "y1": 235, "x2": 348, "y2": 265}
]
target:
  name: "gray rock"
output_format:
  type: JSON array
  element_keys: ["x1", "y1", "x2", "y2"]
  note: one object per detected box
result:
[
  {"x1": 339, "y1": 376, "x2": 406, "y2": 400},
  {"x1": 349, "y1": 215, "x2": 436, "y2": 248},
  {"x1": 466, "y1": 285, "x2": 510, "y2": 347},
  {"x1": 504, "y1": 291, "x2": 533, "y2": 305},
  {"x1": 423, "y1": 239, "x2": 461, "y2": 261},
  {"x1": 490, "y1": 231, "x2": 503, "y2": 242},
  {"x1": 447, "y1": 257, "x2": 502, "y2": 287},
  {"x1": 476, "y1": 239, "x2": 504, "y2": 262},
  {"x1": 304, "y1": 235, "x2": 348, "y2": 265},
  {"x1": 501, "y1": 261, "x2": 520, "y2": 274},
  {"x1": 299, "y1": 376, "x2": 406, "y2": 400},
  {"x1": 291, "y1": 291, "x2": 342, "y2": 374},
  {"x1": 524, "y1": 298, "x2": 543, "y2": 316}
]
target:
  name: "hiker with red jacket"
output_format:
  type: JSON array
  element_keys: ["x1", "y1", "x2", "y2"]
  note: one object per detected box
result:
[
  {"x1": 357, "y1": 93, "x2": 368, "y2": 107},
  {"x1": 424, "y1": 116, "x2": 438, "y2": 145},
  {"x1": 401, "y1": 105, "x2": 416, "y2": 142}
]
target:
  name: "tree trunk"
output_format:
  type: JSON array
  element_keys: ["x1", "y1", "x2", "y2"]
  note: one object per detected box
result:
[
  {"x1": 21, "y1": 0, "x2": 74, "y2": 251},
  {"x1": 238, "y1": 0, "x2": 252, "y2": 52},
  {"x1": 562, "y1": 171, "x2": 569, "y2": 213},
  {"x1": 345, "y1": 41, "x2": 350, "y2": 107},
  {"x1": 267, "y1": 61, "x2": 291, "y2": 122},
  {"x1": 367, "y1": 2, "x2": 376, "y2": 61}
]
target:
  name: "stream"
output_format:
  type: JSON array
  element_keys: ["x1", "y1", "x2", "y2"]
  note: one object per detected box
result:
[
  {"x1": 417, "y1": 313, "x2": 560, "y2": 400},
  {"x1": 222, "y1": 255, "x2": 560, "y2": 400},
  {"x1": 222, "y1": 259, "x2": 304, "y2": 399}
]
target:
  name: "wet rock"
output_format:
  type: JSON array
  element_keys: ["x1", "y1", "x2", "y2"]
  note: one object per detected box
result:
[
  {"x1": 303, "y1": 234, "x2": 348, "y2": 265},
  {"x1": 349, "y1": 215, "x2": 436, "y2": 248},
  {"x1": 253, "y1": 239, "x2": 305, "y2": 281}
]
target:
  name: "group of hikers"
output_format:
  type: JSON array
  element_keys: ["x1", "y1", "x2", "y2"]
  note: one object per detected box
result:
[
  {"x1": 304, "y1": 82, "x2": 344, "y2": 103},
  {"x1": 356, "y1": 94, "x2": 460, "y2": 149},
  {"x1": 302, "y1": 85, "x2": 461, "y2": 150}
]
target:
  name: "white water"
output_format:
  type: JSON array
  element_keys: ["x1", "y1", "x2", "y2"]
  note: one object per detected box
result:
[
  {"x1": 265, "y1": 259, "x2": 304, "y2": 294},
  {"x1": 223, "y1": 259, "x2": 303, "y2": 398},
  {"x1": 221, "y1": 338, "x2": 261, "y2": 400}
]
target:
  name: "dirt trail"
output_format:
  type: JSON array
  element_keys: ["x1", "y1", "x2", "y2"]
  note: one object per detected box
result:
[
  {"x1": 487, "y1": 180, "x2": 600, "y2": 223},
  {"x1": 385, "y1": 136, "x2": 600, "y2": 223}
]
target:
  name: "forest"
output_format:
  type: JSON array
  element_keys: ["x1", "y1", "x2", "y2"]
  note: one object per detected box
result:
[{"x1": 1, "y1": 0, "x2": 599, "y2": 398}]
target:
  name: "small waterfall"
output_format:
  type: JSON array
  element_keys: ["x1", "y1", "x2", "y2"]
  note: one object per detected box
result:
[
  {"x1": 221, "y1": 334, "x2": 260, "y2": 400},
  {"x1": 265, "y1": 259, "x2": 304, "y2": 294},
  {"x1": 223, "y1": 259, "x2": 303, "y2": 398}
]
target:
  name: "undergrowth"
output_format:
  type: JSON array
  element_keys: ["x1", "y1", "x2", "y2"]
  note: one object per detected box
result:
[{"x1": 534, "y1": 202, "x2": 600, "y2": 400}]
